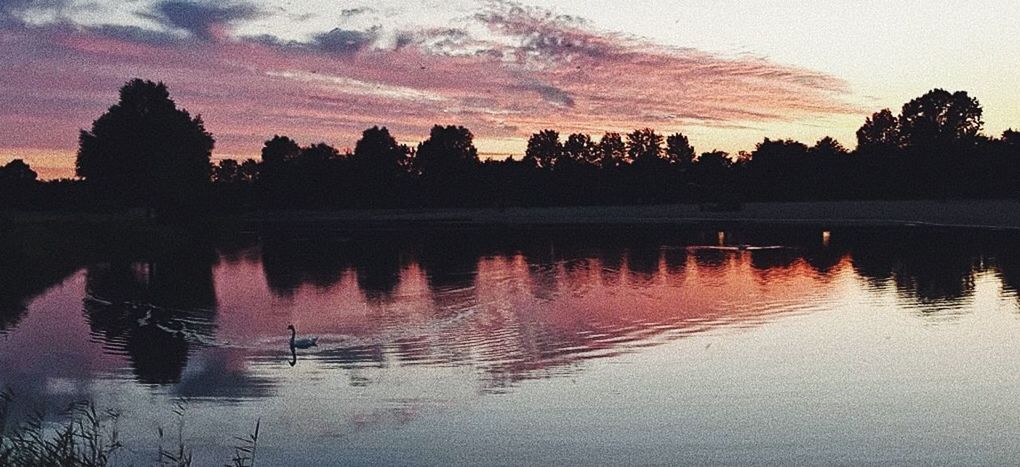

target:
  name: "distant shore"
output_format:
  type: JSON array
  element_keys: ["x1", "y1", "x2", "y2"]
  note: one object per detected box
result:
[
  {"x1": 245, "y1": 200, "x2": 1020, "y2": 231},
  {"x1": 5, "y1": 200, "x2": 1020, "y2": 231}
]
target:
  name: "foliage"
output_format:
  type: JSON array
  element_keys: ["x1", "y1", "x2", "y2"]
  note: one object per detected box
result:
[
  {"x1": 524, "y1": 129, "x2": 561, "y2": 170},
  {"x1": 563, "y1": 133, "x2": 598, "y2": 167},
  {"x1": 414, "y1": 125, "x2": 479, "y2": 177},
  {"x1": 13, "y1": 84, "x2": 1020, "y2": 210},
  {"x1": 0, "y1": 391, "x2": 261, "y2": 467},
  {"x1": 76, "y1": 79, "x2": 214, "y2": 217},
  {"x1": 665, "y1": 133, "x2": 695, "y2": 167},
  {"x1": 626, "y1": 128, "x2": 664, "y2": 166}
]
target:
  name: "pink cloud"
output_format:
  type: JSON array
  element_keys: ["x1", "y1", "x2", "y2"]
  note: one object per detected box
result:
[{"x1": 0, "y1": 1, "x2": 855, "y2": 179}]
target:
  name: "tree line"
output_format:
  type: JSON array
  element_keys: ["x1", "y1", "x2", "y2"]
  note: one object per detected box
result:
[{"x1": 2, "y1": 79, "x2": 1019, "y2": 216}]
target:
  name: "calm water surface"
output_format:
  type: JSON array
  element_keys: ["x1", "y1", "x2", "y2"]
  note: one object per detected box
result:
[{"x1": 3, "y1": 226, "x2": 1020, "y2": 465}]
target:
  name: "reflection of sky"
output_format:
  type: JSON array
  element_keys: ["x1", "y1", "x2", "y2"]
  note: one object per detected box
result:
[{"x1": 3, "y1": 234, "x2": 1020, "y2": 464}]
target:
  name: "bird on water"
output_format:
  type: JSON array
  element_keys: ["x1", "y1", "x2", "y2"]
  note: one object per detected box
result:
[{"x1": 287, "y1": 325, "x2": 318, "y2": 349}]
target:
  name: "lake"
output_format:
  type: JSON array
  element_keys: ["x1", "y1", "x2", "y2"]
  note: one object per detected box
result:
[{"x1": 2, "y1": 224, "x2": 1020, "y2": 465}]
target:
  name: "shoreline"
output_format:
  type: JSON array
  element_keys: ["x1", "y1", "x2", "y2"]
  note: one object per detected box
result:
[
  {"x1": 242, "y1": 200, "x2": 1020, "y2": 231},
  {"x1": 5, "y1": 200, "x2": 1020, "y2": 231}
]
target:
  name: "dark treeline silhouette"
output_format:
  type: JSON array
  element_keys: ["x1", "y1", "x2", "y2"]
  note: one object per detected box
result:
[{"x1": 3, "y1": 81, "x2": 1020, "y2": 215}]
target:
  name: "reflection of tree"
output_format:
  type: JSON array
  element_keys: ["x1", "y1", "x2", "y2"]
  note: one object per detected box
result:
[
  {"x1": 597, "y1": 244, "x2": 626, "y2": 287},
  {"x1": 417, "y1": 235, "x2": 481, "y2": 314},
  {"x1": 995, "y1": 243, "x2": 1020, "y2": 305},
  {"x1": 417, "y1": 236, "x2": 480, "y2": 293},
  {"x1": 353, "y1": 241, "x2": 405, "y2": 304},
  {"x1": 893, "y1": 252, "x2": 977, "y2": 304},
  {"x1": 0, "y1": 250, "x2": 76, "y2": 331},
  {"x1": 521, "y1": 240, "x2": 559, "y2": 301},
  {"x1": 802, "y1": 246, "x2": 848, "y2": 276},
  {"x1": 691, "y1": 249, "x2": 727, "y2": 269},
  {"x1": 626, "y1": 244, "x2": 661, "y2": 285},
  {"x1": 848, "y1": 230, "x2": 980, "y2": 305},
  {"x1": 261, "y1": 234, "x2": 350, "y2": 296},
  {"x1": 0, "y1": 226, "x2": 94, "y2": 331},
  {"x1": 749, "y1": 249, "x2": 800, "y2": 281},
  {"x1": 83, "y1": 244, "x2": 217, "y2": 385},
  {"x1": 662, "y1": 247, "x2": 688, "y2": 275}
]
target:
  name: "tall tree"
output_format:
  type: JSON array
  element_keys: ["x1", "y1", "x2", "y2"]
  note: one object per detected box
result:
[
  {"x1": 898, "y1": 89, "x2": 983, "y2": 148},
  {"x1": 524, "y1": 129, "x2": 562, "y2": 170},
  {"x1": 297, "y1": 142, "x2": 341, "y2": 166},
  {"x1": 76, "y1": 79, "x2": 214, "y2": 215},
  {"x1": 598, "y1": 132, "x2": 627, "y2": 168},
  {"x1": 354, "y1": 126, "x2": 409, "y2": 177},
  {"x1": 693, "y1": 151, "x2": 732, "y2": 186},
  {"x1": 626, "y1": 128, "x2": 664, "y2": 166},
  {"x1": 261, "y1": 135, "x2": 301, "y2": 166},
  {"x1": 665, "y1": 132, "x2": 695, "y2": 167},
  {"x1": 809, "y1": 137, "x2": 849, "y2": 159},
  {"x1": 414, "y1": 125, "x2": 479, "y2": 177},
  {"x1": 212, "y1": 159, "x2": 240, "y2": 184},
  {"x1": 856, "y1": 109, "x2": 900, "y2": 150},
  {"x1": 0, "y1": 159, "x2": 38, "y2": 183},
  {"x1": 0, "y1": 159, "x2": 38, "y2": 208},
  {"x1": 563, "y1": 133, "x2": 598, "y2": 166},
  {"x1": 238, "y1": 159, "x2": 259, "y2": 183}
]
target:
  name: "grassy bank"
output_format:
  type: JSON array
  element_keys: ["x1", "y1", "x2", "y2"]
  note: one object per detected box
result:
[
  {"x1": 5, "y1": 200, "x2": 1020, "y2": 231},
  {"x1": 240, "y1": 200, "x2": 1020, "y2": 230}
]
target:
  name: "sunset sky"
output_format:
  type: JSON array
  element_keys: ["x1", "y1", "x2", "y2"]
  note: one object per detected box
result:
[{"x1": 1, "y1": 0, "x2": 1018, "y2": 179}]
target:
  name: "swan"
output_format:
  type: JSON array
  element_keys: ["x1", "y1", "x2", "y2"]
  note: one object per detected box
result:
[{"x1": 287, "y1": 325, "x2": 318, "y2": 349}]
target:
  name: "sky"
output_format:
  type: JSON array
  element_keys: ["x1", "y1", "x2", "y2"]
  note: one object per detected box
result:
[{"x1": 1, "y1": 0, "x2": 1018, "y2": 179}]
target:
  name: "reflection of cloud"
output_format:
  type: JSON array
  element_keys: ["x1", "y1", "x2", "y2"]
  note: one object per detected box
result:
[
  {"x1": 0, "y1": 1, "x2": 855, "y2": 177},
  {"x1": 175, "y1": 348, "x2": 277, "y2": 400}
]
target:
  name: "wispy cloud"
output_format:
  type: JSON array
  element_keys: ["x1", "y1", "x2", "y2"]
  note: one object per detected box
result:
[{"x1": 0, "y1": 0, "x2": 857, "y2": 177}]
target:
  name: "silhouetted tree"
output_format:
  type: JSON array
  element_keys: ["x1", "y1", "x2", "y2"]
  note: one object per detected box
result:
[
  {"x1": 665, "y1": 132, "x2": 695, "y2": 167},
  {"x1": 297, "y1": 142, "x2": 341, "y2": 166},
  {"x1": 351, "y1": 126, "x2": 410, "y2": 206},
  {"x1": 414, "y1": 125, "x2": 479, "y2": 205},
  {"x1": 261, "y1": 135, "x2": 301, "y2": 166},
  {"x1": 808, "y1": 136, "x2": 845, "y2": 157},
  {"x1": 694, "y1": 151, "x2": 732, "y2": 182},
  {"x1": 76, "y1": 79, "x2": 214, "y2": 217},
  {"x1": 1003, "y1": 129, "x2": 1020, "y2": 146},
  {"x1": 749, "y1": 138, "x2": 811, "y2": 200},
  {"x1": 212, "y1": 159, "x2": 240, "y2": 184},
  {"x1": 238, "y1": 158, "x2": 259, "y2": 183},
  {"x1": 898, "y1": 89, "x2": 983, "y2": 149},
  {"x1": 598, "y1": 132, "x2": 627, "y2": 168},
  {"x1": 257, "y1": 135, "x2": 301, "y2": 207},
  {"x1": 353, "y1": 126, "x2": 409, "y2": 177},
  {"x1": 563, "y1": 133, "x2": 598, "y2": 166},
  {"x1": 0, "y1": 159, "x2": 37, "y2": 182},
  {"x1": 524, "y1": 129, "x2": 562, "y2": 170},
  {"x1": 0, "y1": 158, "x2": 39, "y2": 208},
  {"x1": 414, "y1": 125, "x2": 479, "y2": 176},
  {"x1": 856, "y1": 109, "x2": 900, "y2": 150},
  {"x1": 627, "y1": 128, "x2": 664, "y2": 166}
]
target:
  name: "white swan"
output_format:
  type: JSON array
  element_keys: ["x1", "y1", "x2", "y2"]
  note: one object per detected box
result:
[{"x1": 287, "y1": 325, "x2": 318, "y2": 349}]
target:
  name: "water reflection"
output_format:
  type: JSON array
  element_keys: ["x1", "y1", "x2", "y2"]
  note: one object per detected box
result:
[
  {"x1": 845, "y1": 230, "x2": 984, "y2": 313},
  {"x1": 1, "y1": 226, "x2": 1019, "y2": 395},
  {"x1": 83, "y1": 243, "x2": 218, "y2": 384}
]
